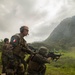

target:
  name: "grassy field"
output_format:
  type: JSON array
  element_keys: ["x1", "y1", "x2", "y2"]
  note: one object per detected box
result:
[
  {"x1": 46, "y1": 57, "x2": 75, "y2": 75},
  {"x1": 45, "y1": 49, "x2": 75, "y2": 75},
  {"x1": 0, "y1": 52, "x2": 2, "y2": 74},
  {"x1": 0, "y1": 49, "x2": 75, "y2": 75}
]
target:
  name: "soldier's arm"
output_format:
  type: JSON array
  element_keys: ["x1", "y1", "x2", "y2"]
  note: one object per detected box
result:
[
  {"x1": 22, "y1": 44, "x2": 35, "y2": 54},
  {"x1": 10, "y1": 36, "x2": 19, "y2": 47},
  {"x1": 41, "y1": 57, "x2": 51, "y2": 63},
  {"x1": 34, "y1": 54, "x2": 50, "y2": 64}
]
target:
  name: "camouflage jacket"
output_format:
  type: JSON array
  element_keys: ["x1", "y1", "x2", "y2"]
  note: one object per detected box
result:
[
  {"x1": 2, "y1": 43, "x2": 12, "y2": 50},
  {"x1": 27, "y1": 54, "x2": 50, "y2": 73},
  {"x1": 10, "y1": 33, "x2": 33, "y2": 59},
  {"x1": 2, "y1": 43, "x2": 13, "y2": 58}
]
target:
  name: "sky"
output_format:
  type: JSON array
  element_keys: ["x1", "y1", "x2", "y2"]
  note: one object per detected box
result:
[{"x1": 0, "y1": 0, "x2": 75, "y2": 43}]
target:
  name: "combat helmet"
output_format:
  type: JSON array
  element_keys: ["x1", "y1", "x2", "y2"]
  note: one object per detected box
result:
[{"x1": 38, "y1": 46, "x2": 49, "y2": 56}]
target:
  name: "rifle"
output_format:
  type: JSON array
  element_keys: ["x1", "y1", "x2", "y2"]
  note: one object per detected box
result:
[
  {"x1": 47, "y1": 52, "x2": 62, "y2": 61},
  {"x1": 28, "y1": 45, "x2": 38, "y2": 52}
]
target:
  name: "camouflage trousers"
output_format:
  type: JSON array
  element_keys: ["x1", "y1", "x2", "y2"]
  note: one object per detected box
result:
[
  {"x1": 27, "y1": 65, "x2": 46, "y2": 75},
  {"x1": 27, "y1": 72, "x2": 45, "y2": 75},
  {"x1": 2, "y1": 54, "x2": 27, "y2": 75},
  {"x1": 1, "y1": 54, "x2": 9, "y2": 73},
  {"x1": 13, "y1": 55, "x2": 27, "y2": 75},
  {"x1": 1, "y1": 55, "x2": 16, "y2": 75},
  {"x1": 27, "y1": 69, "x2": 46, "y2": 75}
]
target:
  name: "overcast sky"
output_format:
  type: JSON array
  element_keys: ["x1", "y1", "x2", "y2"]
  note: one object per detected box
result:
[{"x1": 0, "y1": 0, "x2": 75, "y2": 43}]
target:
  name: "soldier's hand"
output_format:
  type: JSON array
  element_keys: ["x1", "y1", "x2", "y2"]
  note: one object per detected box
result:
[
  {"x1": 47, "y1": 57, "x2": 51, "y2": 63},
  {"x1": 47, "y1": 57, "x2": 51, "y2": 60}
]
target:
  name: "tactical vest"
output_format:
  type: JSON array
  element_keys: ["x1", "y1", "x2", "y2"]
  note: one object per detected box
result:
[
  {"x1": 13, "y1": 34, "x2": 27, "y2": 59},
  {"x1": 28, "y1": 60, "x2": 41, "y2": 72},
  {"x1": 27, "y1": 54, "x2": 46, "y2": 73}
]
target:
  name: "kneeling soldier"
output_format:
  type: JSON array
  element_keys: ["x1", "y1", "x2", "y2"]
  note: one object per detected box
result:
[{"x1": 27, "y1": 46, "x2": 51, "y2": 75}]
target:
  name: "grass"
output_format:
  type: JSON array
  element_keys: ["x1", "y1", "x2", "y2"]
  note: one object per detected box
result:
[
  {"x1": 0, "y1": 52, "x2": 2, "y2": 74},
  {"x1": 46, "y1": 58, "x2": 75, "y2": 75},
  {"x1": 0, "y1": 49, "x2": 75, "y2": 75},
  {"x1": 45, "y1": 49, "x2": 75, "y2": 75}
]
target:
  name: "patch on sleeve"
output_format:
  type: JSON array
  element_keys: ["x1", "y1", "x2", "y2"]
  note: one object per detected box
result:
[{"x1": 13, "y1": 39, "x2": 16, "y2": 43}]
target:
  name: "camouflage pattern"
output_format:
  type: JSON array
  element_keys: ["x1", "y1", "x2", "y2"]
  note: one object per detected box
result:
[
  {"x1": 10, "y1": 34, "x2": 26, "y2": 58},
  {"x1": 27, "y1": 46, "x2": 50, "y2": 75},
  {"x1": 2, "y1": 43, "x2": 13, "y2": 58},
  {"x1": 2, "y1": 43, "x2": 13, "y2": 73},
  {"x1": 10, "y1": 33, "x2": 33, "y2": 75},
  {"x1": 10, "y1": 33, "x2": 33, "y2": 58}
]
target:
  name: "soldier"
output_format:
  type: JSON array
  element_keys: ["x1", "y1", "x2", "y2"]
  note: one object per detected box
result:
[
  {"x1": 27, "y1": 46, "x2": 51, "y2": 75},
  {"x1": 10, "y1": 26, "x2": 35, "y2": 75},
  {"x1": 1, "y1": 38, "x2": 13, "y2": 73}
]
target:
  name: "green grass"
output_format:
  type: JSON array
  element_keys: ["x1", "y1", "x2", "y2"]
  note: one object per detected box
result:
[
  {"x1": 0, "y1": 52, "x2": 1, "y2": 63},
  {"x1": 0, "y1": 49, "x2": 75, "y2": 75},
  {"x1": 0, "y1": 52, "x2": 2, "y2": 74},
  {"x1": 46, "y1": 58, "x2": 75, "y2": 74},
  {"x1": 45, "y1": 49, "x2": 75, "y2": 75}
]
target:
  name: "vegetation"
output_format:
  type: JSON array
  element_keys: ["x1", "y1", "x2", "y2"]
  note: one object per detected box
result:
[
  {"x1": 0, "y1": 52, "x2": 1, "y2": 64},
  {"x1": 44, "y1": 16, "x2": 75, "y2": 50},
  {"x1": 45, "y1": 49, "x2": 75, "y2": 75},
  {"x1": 46, "y1": 57, "x2": 75, "y2": 75},
  {"x1": 0, "y1": 39, "x2": 3, "y2": 52}
]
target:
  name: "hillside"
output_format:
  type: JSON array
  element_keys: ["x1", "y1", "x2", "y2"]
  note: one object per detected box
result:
[{"x1": 44, "y1": 16, "x2": 75, "y2": 50}]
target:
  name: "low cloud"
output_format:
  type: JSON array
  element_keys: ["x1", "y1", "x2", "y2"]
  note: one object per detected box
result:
[{"x1": 0, "y1": 0, "x2": 75, "y2": 42}]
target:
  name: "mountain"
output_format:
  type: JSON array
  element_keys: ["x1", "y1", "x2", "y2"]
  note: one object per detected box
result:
[{"x1": 44, "y1": 16, "x2": 75, "y2": 50}]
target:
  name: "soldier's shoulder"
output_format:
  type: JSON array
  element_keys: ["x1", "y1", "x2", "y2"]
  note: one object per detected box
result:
[
  {"x1": 10, "y1": 33, "x2": 20, "y2": 44},
  {"x1": 11, "y1": 33, "x2": 20, "y2": 39},
  {"x1": 12, "y1": 33, "x2": 20, "y2": 37}
]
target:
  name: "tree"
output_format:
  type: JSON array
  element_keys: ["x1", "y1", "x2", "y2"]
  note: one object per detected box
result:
[{"x1": 0, "y1": 39, "x2": 3, "y2": 52}]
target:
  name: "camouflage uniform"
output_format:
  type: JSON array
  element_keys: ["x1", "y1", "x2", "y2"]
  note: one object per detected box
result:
[
  {"x1": 10, "y1": 33, "x2": 34, "y2": 75},
  {"x1": 27, "y1": 46, "x2": 50, "y2": 75},
  {"x1": 2, "y1": 43, "x2": 13, "y2": 73}
]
